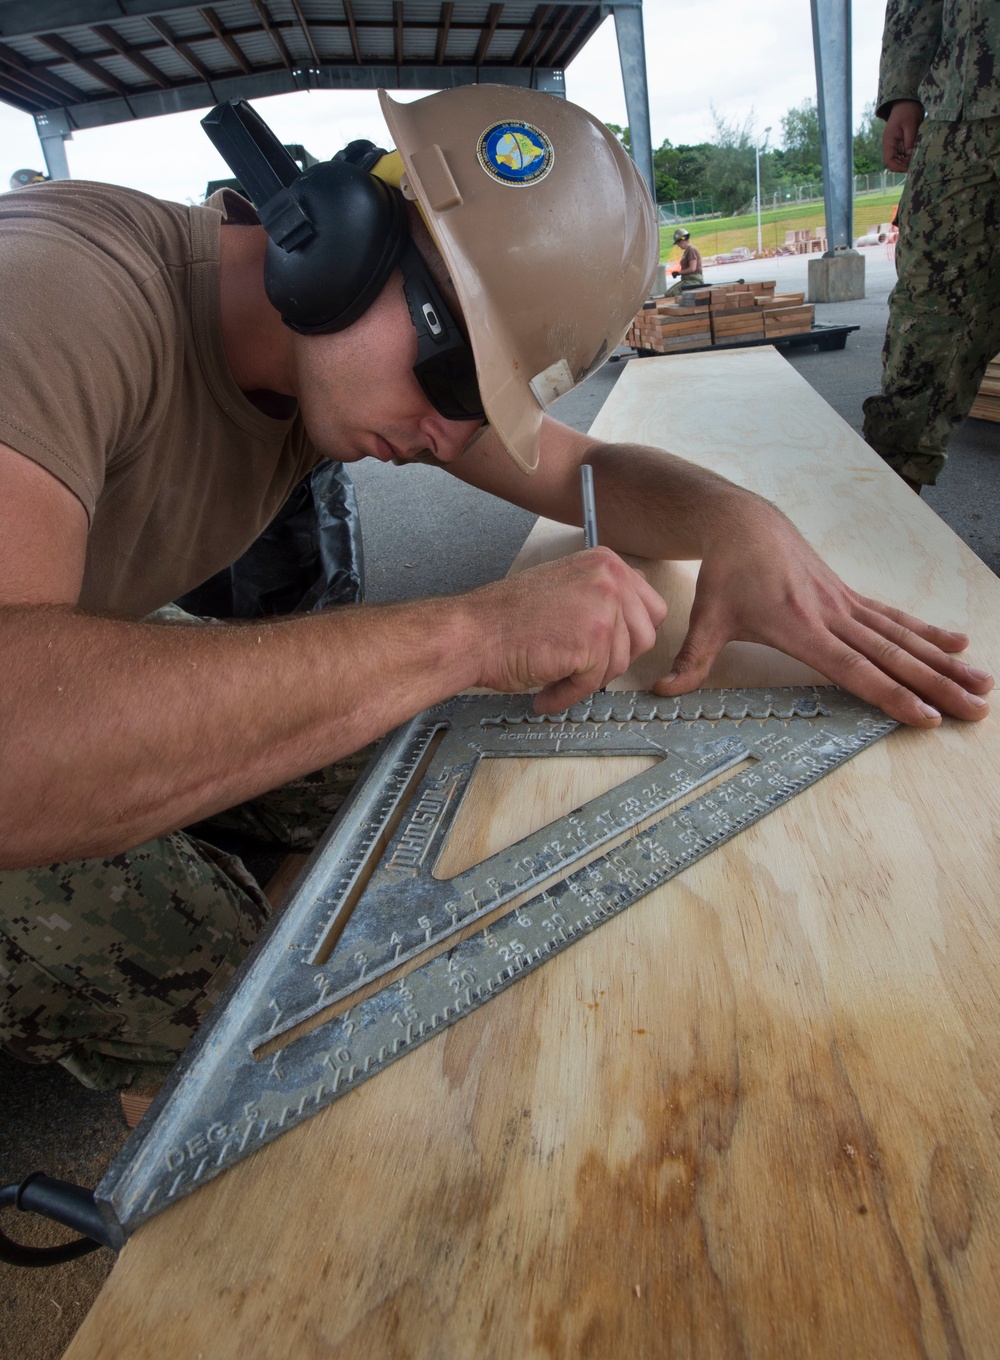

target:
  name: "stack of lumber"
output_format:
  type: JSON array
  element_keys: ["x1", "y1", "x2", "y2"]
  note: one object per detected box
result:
[
  {"x1": 970, "y1": 354, "x2": 1000, "y2": 423},
  {"x1": 627, "y1": 282, "x2": 815, "y2": 355},
  {"x1": 707, "y1": 283, "x2": 767, "y2": 344},
  {"x1": 784, "y1": 227, "x2": 827, "y2": 254},
  {"x1": 625, "y1": 298, "x2": 711, "y2": 353},
  {"x1": 756, "y1": 291, "x2": 804, "y2": 307},
  {"x1": 758, "y1": 291, "x2": 813, "y2": 339}
]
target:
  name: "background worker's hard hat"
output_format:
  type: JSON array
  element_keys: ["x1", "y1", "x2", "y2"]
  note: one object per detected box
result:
[
  {"x1": 380, "y1": 85, "x2": 658, "y2": 474},
  {"x1": 673, "y1": 227, "x2": 690, "y2": 243},
  {"x1": 9, "y1": 169, "x2": 46, "y2": 190}
]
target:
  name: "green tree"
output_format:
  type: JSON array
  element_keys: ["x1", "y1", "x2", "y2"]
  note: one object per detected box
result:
[
  {"x1": 651, "y1": 138, "x2": 679, "y2": 202},
  {"x1": 653, "y1": 142, "x2": 714, "y2": 201},
  {"x1": 853, "y1": 101, "x2": 883, "y2": 174},
  {"x1": 780, "y1": 97, "x2": 822, "y2": 179},
  {"x1": 605, "y1": 124, "x2": 709, "y2": 205},
  {"x1": 699, "y1": 108, "x2": 771, "y2": 215}
]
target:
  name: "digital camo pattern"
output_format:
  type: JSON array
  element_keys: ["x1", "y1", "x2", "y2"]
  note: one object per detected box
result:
[
  {"x1": 0, "y1": 752, "x2": 375, "y2": 1090},
  {"x1": 862, "y1": 115, "x2": 1000, "y2": 485},
  {"x1": 877, "y1": 0, "x2": 1000, "y2": 122}
]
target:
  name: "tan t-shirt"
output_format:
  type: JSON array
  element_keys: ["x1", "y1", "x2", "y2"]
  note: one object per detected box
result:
[{"x1": 0, "y1": 180, "x2": 320, "y2": 616}]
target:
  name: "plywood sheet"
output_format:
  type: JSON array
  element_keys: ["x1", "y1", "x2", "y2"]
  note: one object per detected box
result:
[{"x1": 65, "y1": 349, "x2": 1000, "y2": 1360}]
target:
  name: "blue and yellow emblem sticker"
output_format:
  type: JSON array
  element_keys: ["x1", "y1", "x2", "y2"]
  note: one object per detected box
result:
[{"x1": 477, "y1": 120, "x2": 554, "y2": 187}]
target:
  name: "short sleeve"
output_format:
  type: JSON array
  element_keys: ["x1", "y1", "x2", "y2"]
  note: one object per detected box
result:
[{"x1": 0, "y1": 216, "x2": 159, "y2": 522}]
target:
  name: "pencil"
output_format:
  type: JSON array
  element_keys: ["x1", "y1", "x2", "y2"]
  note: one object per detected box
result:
[{"x1": 580, "y1": 464, "x2": 598, "y2": 549}]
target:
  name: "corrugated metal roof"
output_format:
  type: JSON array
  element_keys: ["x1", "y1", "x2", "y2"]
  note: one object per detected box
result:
[{"x1": 0, "y1": 1, "x2": 613, "y2": 128}]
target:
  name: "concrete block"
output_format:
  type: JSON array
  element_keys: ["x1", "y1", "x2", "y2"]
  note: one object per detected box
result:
[{"x1": 808, "y1": 252, "x2": 865, "y2": 302}]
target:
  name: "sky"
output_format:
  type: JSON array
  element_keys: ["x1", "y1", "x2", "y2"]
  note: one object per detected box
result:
[{"x1": 0, "y1": 1, "x2": 889, "y2": 203}]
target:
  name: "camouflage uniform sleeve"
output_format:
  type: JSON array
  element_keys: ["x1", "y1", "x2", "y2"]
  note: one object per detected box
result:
[{"x1": 876, "y1": 0, "x2": 943, "y2": 118}]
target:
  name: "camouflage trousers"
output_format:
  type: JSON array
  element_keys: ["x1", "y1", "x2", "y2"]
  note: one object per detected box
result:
[
  {"x1": 0, "y1": 738, "x2": 374, "y2": 1092},
  {"x1": 862, "y1": 115, "x2": 1000, "y2": 486},
  {"x1": 664, "y1": 272, "x2": 704, "y2": 297}
]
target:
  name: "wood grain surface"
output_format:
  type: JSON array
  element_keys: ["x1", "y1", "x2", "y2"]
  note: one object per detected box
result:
[{"x1": 65, "y1": 349, "x2": 1000, "y2": 1359}]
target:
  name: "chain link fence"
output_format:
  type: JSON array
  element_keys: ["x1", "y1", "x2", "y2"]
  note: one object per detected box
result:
[
  {"x1": 657, "y1": 199, "x2": 718, "y2": 225},
  {"x1": 741, "y1": 170, "x2": 908, "y2": 216}
]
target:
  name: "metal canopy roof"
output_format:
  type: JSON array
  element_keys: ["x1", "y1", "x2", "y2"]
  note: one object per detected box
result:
[
  {"x1": 0, "y1": 0, "x2": 857, "y2": 264},
  {"x1": 0, "y1": 1, "x2": 610, "y2": 131}
]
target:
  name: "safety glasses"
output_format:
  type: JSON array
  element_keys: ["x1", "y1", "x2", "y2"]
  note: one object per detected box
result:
[{"x1": 398, "y1": 237, "x2": 485, "y2": 422}]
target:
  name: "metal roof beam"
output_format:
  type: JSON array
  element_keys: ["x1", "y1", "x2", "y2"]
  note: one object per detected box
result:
[
  {"x1": 0, "y1": 64, "x2": 48, "y2": 109},
  {"x1": 43, "y1": 61, "x2": 567, "y2": 132},
  {"x1": 474, "y1": 2, "x2": 502, "y2": 66},
  {"x1": 249, "y1": 0, "x2": 293, "y2": 72},
  {"x1": 0, "y1": 38, "x2": 81, "y2": 102},
  {"x1": 434, "y1": 1, "x2": 452, "y2": 64},
  {"x1": 0, "y1": 0, "x2": 610, "y2": 42},
  {"x1": 36, "y1": 31, "x2": 131, "y2": 96},
  {"x1": 146, "y1": 13, "x2": 216, "y2": 85},
  {"x1": 1, "y1": 0, "x2": 214, "y2": 38},
  {"x1": 533, "y1": 5, "x2": 572, "y2": 67},
  {"x1": 92, "y1": 23, "x2": 170, "y2": 87},
  {"x1": 342, "y1": 0, "x2": 361, "y2": 63},
  {"x1": 199, "y1": 7, "x2": 252, "y2": 75},
  {"x1": 288, "y1": 0, "x2": 321, "y2": 68},
  {"x1": 544, "y1": 3, "x2": 591, "y2": 68},
  {"x1": 512, "y1": 4, "x2": 550, "y2": 63}
]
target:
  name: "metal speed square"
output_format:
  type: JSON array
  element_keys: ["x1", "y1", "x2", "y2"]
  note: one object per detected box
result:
[{"x1": 93, "y1": 686, "x2": 896, "y2": 1246}]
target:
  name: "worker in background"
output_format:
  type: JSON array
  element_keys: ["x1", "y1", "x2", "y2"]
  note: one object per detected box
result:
[
  {"x1": 664, "y1": 226, "x2": 704, "y2": 295},
  {"x1": 7, "y1": 168, "x2": 47, "y2": 190},
  {"x1": 862, "y1": 0, "x2": 1000, "y2": 492},
  {"x1": 0, "y1": 85, "x2": 992, "y2": 1103}
]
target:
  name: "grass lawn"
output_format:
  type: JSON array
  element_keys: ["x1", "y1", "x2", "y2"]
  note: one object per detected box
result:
[{"x1": 660, "y1": 190, "x2": 903, "y2": 261}]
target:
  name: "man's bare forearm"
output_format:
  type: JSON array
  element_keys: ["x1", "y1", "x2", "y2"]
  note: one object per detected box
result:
[
  {"x1": 2, "y1": 545, "x2": 674, "y2": 868},
  {"x1": 455, "y1": 422, "x2": 765, "y2": 562},
  {"x1": 587, "y1": 442, "x2": 769, "y2": 561},
  {"x1": 0, "y1": 600, "x2": 476, "y2": 869}
]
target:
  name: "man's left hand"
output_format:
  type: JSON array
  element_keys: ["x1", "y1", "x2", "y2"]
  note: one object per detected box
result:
[{"x1": 653, "y1": 502, "x2": 992, "y2": 728}]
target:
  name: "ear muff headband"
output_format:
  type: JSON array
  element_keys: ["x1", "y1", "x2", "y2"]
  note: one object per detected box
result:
[{"x1": 201, "y1": 98, "x2": 408, "y2": 334}]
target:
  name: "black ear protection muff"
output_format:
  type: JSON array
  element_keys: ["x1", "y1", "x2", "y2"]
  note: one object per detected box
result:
[{"x1": 201, "y1": 98, "x2": 407, "y2": 334}]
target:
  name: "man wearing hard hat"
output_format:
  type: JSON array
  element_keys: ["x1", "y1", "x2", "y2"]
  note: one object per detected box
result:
[{"x1": 0, "y1": 86, "x2": 991, "y2": 1097}]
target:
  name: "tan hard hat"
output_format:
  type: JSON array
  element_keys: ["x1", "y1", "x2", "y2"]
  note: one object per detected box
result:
[{"x1": 379, "y1": 85, "x2": 658, "y2": 474}]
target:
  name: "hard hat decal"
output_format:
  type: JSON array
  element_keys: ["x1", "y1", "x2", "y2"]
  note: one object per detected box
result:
[{"x1": 477, "y1": 121, "x2": 554, "y2": 187}]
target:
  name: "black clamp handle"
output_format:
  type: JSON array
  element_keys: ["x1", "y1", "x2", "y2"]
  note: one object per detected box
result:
[{"x1": 0, "y1": 1173, "x2": 116, "y2": 1268}]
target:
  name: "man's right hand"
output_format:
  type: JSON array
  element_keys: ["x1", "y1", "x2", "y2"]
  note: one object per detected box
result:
[
  {"x1": 461, "y1": 548, "x2": 667, "y2": 713},
  {"x1": 882, "y1": 100, "x2": 924, "y2": 173},
  {"x1": 1, "y1": 418, "x2": 668, "y2": 865}
]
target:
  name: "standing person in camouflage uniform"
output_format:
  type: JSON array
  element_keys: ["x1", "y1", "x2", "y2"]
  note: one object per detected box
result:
[{"x1": 862, "y1": 0, "x2": 1000, "y2": 491}]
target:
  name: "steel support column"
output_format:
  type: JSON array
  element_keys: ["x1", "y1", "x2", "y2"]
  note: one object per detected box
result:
[
  {"x1": 613, "y1": 2, "x2": 655, "y2": 202},
  {"x1": 34, "y1": 108, "x2": 73, "y2": 179},
  {"x1": 810, "y1": 0, "x2": 854, "y2": 254}
]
